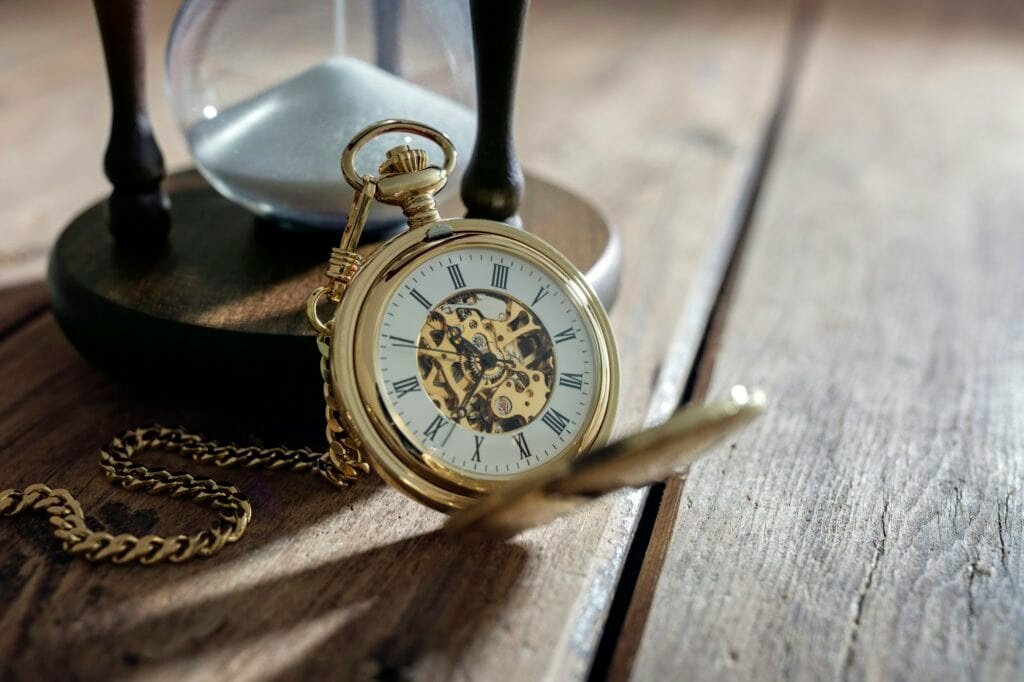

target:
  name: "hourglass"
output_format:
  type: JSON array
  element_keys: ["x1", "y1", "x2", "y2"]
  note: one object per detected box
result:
[{"x1": 47, "y1": 0, "x2": 622, "y2": 411}]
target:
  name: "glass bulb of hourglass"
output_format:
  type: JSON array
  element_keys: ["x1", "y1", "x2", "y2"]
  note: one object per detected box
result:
[{"x1": 166, "y1": 0, "x2": 476, "y2": 231}]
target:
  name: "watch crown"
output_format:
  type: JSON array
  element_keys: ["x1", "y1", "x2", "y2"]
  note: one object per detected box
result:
[{"x1": 379, "y1": 145, "x2": 431, "y2": 177}]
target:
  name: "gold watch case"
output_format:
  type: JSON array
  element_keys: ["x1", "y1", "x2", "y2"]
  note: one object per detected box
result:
[{"x1": 329, "y1": 218, "x2": 620, "y2": 511}]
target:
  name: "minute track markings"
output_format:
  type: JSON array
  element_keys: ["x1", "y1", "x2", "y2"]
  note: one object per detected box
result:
[{"x1": 377, "y1": 246, "x2": 599, "y2": 476}]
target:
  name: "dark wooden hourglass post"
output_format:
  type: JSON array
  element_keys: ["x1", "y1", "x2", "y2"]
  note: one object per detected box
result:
[
  {"x1": 461, "y1": 0, "x2": 529, "y2": 224},
  {"x1": 92, "y1": 0, "x2": 170, "y2": 244},
  {"x1": 373, "y1": 0, "x2": 402, "y2": 76}
]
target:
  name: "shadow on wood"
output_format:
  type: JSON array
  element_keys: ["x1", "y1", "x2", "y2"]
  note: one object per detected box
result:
[
  {"x1": 7, "y1": 529, "x2": 528, "y2": 679},
  {"x1": 47, "y1": 170, "x2": 620, "y2": 415}
]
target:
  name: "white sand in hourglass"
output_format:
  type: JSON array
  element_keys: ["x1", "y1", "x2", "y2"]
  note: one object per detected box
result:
[{"x1": 188, "y1": 55, "x2": 476, "y2": 229}]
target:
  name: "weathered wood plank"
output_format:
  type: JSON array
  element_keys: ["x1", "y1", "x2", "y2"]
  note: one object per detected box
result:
[
  {"x1": 626, "y1": 0, "x2": 1024, "y2": 679},
  {"x1": 0, "y1": 0, "x2": 795, "y2": 679},
  {"x1": 0, "y1": 283, "x2": 47, "y2": 339}
]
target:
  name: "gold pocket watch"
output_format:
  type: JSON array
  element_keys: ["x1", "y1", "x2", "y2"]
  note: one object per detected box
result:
[
  {"x1": 1, "y1": 119, "x2": 765, "y2": 564},
  {"x1": 306, "y1": 120, "x2": 619, "y2": 511}
]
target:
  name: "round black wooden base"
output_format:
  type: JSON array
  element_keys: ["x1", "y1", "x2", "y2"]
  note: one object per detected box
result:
[{"x1": 48, "y1": 170, "x2": 621, "y2": 415}]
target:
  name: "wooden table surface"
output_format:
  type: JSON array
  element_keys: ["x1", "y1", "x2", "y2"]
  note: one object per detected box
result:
[{"x1": 1, "y1": 0, "x2": 1022, "y2": 680}]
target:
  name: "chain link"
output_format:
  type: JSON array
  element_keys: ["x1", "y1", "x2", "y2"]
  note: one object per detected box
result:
[{"x1": 0, "y1": 332, "x2": 368, "y2": 565}]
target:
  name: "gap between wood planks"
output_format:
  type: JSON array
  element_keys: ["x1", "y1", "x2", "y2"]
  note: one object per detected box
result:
[{"x1": 587, "y1": 2, "x2": 824, "y2": 680}]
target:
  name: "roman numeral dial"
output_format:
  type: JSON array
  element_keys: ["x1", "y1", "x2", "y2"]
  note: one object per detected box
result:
[{"x1": 376, "y1": 246, "x2": 600, "y2": 479}]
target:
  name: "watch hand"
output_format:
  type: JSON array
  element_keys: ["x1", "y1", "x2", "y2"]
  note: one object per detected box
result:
[
  {"x1": 458, "y1": 374, "x2": 484, "y2": 411},
  {"x1": 391, "y1": 344, "x2": 474, "y2": 360},
  {"x1": 394, "y1": 342, "x2": 514, "y2": 371},
  {"x1": 477, "y1": 322, "x2": 521, "y2": 368}
]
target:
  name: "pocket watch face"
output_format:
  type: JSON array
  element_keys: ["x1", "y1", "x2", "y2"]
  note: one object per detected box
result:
[
  {"x1": 333, "y1": 219, "x2": 618, "y2": 508},
  {"x1": 376, "y1": 245, "x2": 602, "y2": 478}
]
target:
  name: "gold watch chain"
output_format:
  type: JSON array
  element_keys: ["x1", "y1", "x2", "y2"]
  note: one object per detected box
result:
[{"x1": 0, "y1": 329, "x2": 365, "y2": 565}]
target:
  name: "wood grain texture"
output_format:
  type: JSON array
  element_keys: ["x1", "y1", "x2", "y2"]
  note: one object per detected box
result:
[
  {"x1": 0, "y1": 0, "x2": 795, "y2": 679},
  {"x1": 0, "y1": 283, "x2": 47, "y2": 339},
  {"x1": 627, "y1": 0, "x2": 1024, "y2": 679}
]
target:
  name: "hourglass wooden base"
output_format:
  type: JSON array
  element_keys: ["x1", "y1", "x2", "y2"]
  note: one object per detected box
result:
[{"x1": 47, "y1": 170, "x2": 621, "y2": 414}]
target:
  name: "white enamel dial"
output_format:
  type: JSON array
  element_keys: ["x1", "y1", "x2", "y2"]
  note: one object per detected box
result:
[{"x1": 375, "y1": 246, "x2": 599, "y2": 478}]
